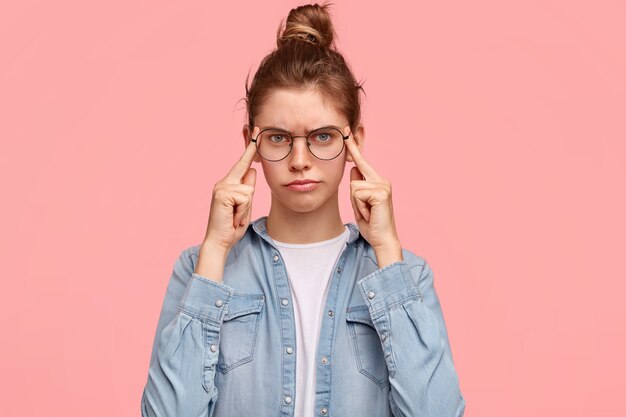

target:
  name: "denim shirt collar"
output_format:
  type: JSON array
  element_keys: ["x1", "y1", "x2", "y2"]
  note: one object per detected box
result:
[{"x1": 251, "y1": 215, "x2": 363, "y2": 249}]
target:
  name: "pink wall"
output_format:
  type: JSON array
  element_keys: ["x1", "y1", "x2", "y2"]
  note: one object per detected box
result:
[{"x1": 1, "y1": 1, "x2": 625, "y2": 415}]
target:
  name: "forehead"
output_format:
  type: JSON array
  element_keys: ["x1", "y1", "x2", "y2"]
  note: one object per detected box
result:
[{"x1": 256, "y1": 88, "x2": 347, "y2": 130}]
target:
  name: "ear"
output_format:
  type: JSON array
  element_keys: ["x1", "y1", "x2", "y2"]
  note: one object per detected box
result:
[
  {"x1": 243, "y1": 124, "x2": 262, "y2": 163},
  {"x1": 345, "y1": 124, "x2": 365, "y2": 163}
]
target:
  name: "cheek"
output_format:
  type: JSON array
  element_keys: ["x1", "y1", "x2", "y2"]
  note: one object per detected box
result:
[
  {"x1": 260, "y1": 162, "x2": 283, "y2": 186},
  {"x1": 325, "y1": 161, "x2": 346, "y2": 183}
]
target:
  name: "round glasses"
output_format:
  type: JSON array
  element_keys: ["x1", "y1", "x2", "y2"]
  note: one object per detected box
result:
[{"x1": 251, "y1": 126, "x2": 350, "y2": 162}]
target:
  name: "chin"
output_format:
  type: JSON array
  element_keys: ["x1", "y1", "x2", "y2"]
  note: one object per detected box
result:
[
  {"x1": 274, "y1": 188, "x2": 328, "y2": 213},
  {"x1": 283, "y1": 195, "x2": 324, "y2": 213}
]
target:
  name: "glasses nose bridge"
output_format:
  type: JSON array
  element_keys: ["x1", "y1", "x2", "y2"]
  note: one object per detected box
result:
[
  {"x1": 288, "y1": 134, "x2": 314, "y2": 158},
  {"x1": 289, "y1": 133, "x2": 310, "y2": 141}
]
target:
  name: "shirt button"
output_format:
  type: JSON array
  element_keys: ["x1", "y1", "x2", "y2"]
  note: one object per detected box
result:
[
  {"x1": 381, "y1": 334, "x2": 387, "y2": 342},
  {"x1": 337, "y1": 266, "x2": 342, "y2": 273},
  {"x1": 284, "y1": 396, "x2": 292, "y2": 404},
  {"x1": 320, "y1": 356, "x2": 328, "y2": 365},
  {"x1": 286, "y1": 346, "x2": 294, "y2": 354},
  {"x1": 215, "y1": 299, "x2": 224, "y2": 307},
  {"x1": 327, "y1": 310, "x2": 334, "y2": 317},
  {"x1": 367, "y1": 291, "x2": 376, "y2": 299},
  {"x1": 320, "y1": 407, "x2": 328, "y2": 415},
  {"x1": 210, "y1": 344, "x2": 217, "y2": 352},
  {"x1": 281, "y1": 298, "x2": 289, "y2": 306},
  {"x1": 273, "y1": 254, "x2": 279, "y2": 262}
]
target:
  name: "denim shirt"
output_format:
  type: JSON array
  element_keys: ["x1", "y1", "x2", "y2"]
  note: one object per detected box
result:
[{"x1": 141, "y1": 216, "x2": 466, "y2": 417}]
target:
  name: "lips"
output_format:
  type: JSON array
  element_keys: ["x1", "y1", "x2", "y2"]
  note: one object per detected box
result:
[
  {"x1": 285, "y1": 179, "x2": 320, "y2": 186},
  {"x1": 285, "y1": 180, "x2": 320, "y2": 192}
]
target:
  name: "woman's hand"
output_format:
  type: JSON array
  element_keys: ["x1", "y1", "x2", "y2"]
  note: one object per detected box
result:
[
  {"x1": 202, "y1": 127, "x2": 259, "y2": 251},
  {"x1": 345, "y1": 132, "x2": 404, "y2": 267}
]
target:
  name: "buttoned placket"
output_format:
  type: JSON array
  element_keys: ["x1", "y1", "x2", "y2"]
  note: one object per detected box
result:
[
  {"x1": 313, "y1": 241, "x2": 352, "y2": 417},
  {"x1": 270, "y1": 248, "x2": 298, "y2": 416}
]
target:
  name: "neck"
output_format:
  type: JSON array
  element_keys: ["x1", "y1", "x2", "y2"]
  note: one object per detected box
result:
[{"x1": 266, "y1": 192, "x2": 345, "y2": 244}]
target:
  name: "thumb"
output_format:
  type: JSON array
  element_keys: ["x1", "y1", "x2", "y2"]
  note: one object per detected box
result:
[
  {"x1": 242, "y1": 167, "x2": 257, "y2": 187},
  {"x1": 350, "y1": 166, "x2": 363, "y2": 182},
  {"x1": 350, "y1": 166, "x2": 370, "y2": 222}
]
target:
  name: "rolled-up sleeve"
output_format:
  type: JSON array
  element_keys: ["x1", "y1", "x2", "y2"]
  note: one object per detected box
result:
[
  {"x1": 141, "y1": 247, "x2": 235, "y2": 417},
  {"x1": 357, "y1": 251, "x2": 466, "y2": 417}
]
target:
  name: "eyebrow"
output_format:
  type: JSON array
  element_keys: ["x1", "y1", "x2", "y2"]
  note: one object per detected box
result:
[{"x1": 260, "y1": 125, "x2": 341, "y2": 134}]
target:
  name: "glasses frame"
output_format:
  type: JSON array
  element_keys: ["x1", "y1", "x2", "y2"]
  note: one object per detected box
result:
[{"x1": 251, "y1": 125, "x2": 351, "y2": 162}]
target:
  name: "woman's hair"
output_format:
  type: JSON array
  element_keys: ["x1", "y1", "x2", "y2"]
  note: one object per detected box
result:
[{"x1": 244, "y1": 2, "x2": 365, "y2": 133}]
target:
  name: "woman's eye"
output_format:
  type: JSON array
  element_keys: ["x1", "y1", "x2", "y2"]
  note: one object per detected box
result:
[
  {"x1": 269, "y1": 135, "x2": 286, "y2": 143},
  {"x1": 314, "y1": 133, "x2": 331, "y2": 142}
]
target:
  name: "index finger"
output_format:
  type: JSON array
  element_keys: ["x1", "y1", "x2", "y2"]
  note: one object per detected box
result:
[
  {"x1": 225, "y1": 126, "x2": 260, "y2": 183},
  {"x1": 344, "y1": 128, "x2": 379, "y2": 180}
]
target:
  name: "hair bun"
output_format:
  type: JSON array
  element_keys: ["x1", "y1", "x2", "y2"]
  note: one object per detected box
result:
[{"x1": 277, "y1": 3, "x2": 336, "y2": 49}]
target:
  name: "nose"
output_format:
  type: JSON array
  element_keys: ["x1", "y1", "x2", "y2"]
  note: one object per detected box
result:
[{"x1": 288, "y1": 136, "x2": 313, "y2": 171}]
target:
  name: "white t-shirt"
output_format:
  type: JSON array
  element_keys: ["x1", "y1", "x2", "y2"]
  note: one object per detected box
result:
[{"x1": 272, "y1": 225, "x2": 351, "y2": 417}]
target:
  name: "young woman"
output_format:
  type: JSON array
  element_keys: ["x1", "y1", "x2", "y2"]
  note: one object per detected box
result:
[{"x1": 141, "y1": 3, "x2": 465, "y2": 417}]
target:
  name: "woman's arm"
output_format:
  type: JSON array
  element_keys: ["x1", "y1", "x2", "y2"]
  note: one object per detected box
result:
[
  {"x1": 141, "y1": 247, "x2": 235, "y2": 417},
  {"x1": 357, "y1": 251, "x2": 466, "y2": 417}
]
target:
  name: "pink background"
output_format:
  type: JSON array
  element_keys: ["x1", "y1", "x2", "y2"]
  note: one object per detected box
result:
[{"x1": 1, "y1": 1, "x2": 625, "y2": 415}]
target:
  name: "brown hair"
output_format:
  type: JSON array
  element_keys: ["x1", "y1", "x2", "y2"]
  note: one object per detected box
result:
[{"x1": 244, "y1": 2, "x2": 365, "y2": 133}]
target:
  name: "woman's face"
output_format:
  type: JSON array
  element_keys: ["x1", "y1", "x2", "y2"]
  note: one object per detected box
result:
[{"x1": 243, "y1": 88, "x2": 364, "y2": 214}]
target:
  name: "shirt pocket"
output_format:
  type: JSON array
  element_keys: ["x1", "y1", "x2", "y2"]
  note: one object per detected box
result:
[
  {"x1": 216, "y1": 292, "x2": 265, "y2": 374},
  {"x1": 345, "y1": 305, "x2": 390, "y2": 388}
]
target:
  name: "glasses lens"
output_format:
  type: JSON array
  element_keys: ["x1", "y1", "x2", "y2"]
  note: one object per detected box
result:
[
  {"x1": 257, "y1": 129, "x2": 292, "y2": 161},
  {"x1": 307, "y1": 128, "x2": 344, "y2": 159}
]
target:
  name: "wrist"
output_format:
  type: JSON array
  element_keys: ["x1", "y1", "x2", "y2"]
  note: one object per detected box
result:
[
  {"x1": 195, "y1": 242, "x2": 231, "y2": 281},
  {"x1": 201, "y1": 238, "x2": 232, "y2": 255},
  {"x1": 373, "y1": 240, "x2": 403, "y2": 269}
]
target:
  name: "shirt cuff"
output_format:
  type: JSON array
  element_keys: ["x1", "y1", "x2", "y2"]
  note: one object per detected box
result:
[
  {"x1": 357, "y1": 260, "x2": 422, "y2": 317},
  {"x1": 178, "y1": 272, "x2": 236, "y2": 325}
]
